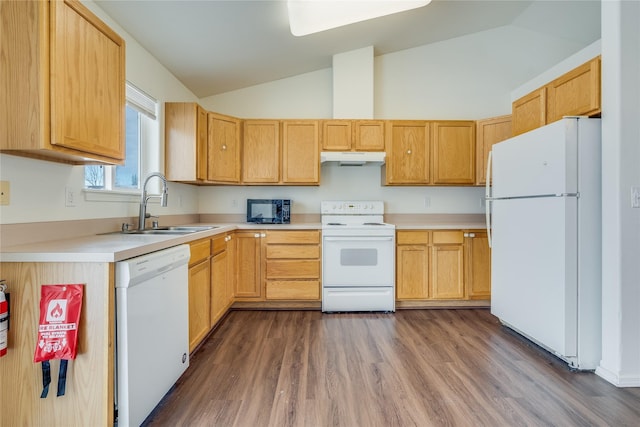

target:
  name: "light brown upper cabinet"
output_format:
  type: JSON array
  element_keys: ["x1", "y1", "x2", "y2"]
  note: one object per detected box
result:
[
  {"x1": 431, "y1": 121, "x2": 475, "y2": 185},
  {"x1": 512, "y1": 56, "x2": 601, "y2": 136},
  {"x1": 384, "y1": 121, "x2": 431, "y2": 185},
  {"x1": 546, "y1": 57, "x2": 601, "y2": 123},
  {"x1": 242, "y1": 120, "x2": 280, "y2": 184},
  {"x1": 165, "y1": 103, "x2": 208, "y2": 183},
  {"x1": 208, "y1": 112, "x2": 241, "y2": 183},
  {"x1": 281, "y1": 120, "x2": 320, "y2": 185},
  {"x1": 1, "y1": 0, "x2": 125, "y2": 164},
  {"x1": 322, "y1": 120, "x2": 385, "y2": 151},
  {"x1": 475, "y1": 115, "x2": 512, "y2": 185},
  {"x1": 512, "y1": 87, "x2": 546, "y2": 136}
]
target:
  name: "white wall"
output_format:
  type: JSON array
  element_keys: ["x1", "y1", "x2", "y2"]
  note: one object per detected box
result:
[
  {"x1": 0, "y1": 0, "x2": 200, "y2": 224},
  {"x1": 199, "y1": 165, "x2": 485, "y2": 215},
  {"x1": 596, "y1": 0, "x2": 640, "y2": 387}
]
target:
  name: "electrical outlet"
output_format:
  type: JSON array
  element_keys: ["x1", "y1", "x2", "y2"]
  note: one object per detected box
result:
[
  {"x1": 0, "y1": 181, "x2": 9, "y2": 205},
  {"x1": 65, "y1": 186, "x2": 76, "y2": 207},
  {"x1": 424, "y1": 196, "x2": 431, "y2": 208}
]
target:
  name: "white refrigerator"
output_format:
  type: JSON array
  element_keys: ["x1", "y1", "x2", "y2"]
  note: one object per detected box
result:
[{"x1": 486, "y1": 117, "x2": 601, "y2": 370}]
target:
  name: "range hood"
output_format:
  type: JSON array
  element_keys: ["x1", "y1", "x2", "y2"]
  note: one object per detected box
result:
[{"x1": 320, "y1": 151, "x2": 386, "y2": 166}]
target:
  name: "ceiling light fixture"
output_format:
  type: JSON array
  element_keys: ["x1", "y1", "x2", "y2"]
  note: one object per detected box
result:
[{"x1": 288, "y1": 0, "x2": 432, "y2": 37}]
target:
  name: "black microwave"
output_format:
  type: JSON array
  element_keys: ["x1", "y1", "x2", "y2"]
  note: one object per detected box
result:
[{"x1": 246, "y1": 199, "x2": 291, "y2": 224}]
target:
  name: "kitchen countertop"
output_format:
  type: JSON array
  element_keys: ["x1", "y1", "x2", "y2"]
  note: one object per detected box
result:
[{"x1": 0, "y1": 215, "x2": 486, "y2": 263}]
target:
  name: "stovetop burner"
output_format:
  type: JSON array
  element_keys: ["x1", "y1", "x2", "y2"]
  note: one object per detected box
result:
[{"x1": 321, "y1": 200, "x2": 395, "y2": 232}]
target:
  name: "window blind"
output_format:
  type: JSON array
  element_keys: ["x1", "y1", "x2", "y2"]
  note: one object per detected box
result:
[{"x1": 126, "y1": 82, "x2": 157, "y2": 120}]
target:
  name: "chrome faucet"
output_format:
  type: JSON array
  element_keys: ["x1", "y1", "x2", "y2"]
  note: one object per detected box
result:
[{"x1": 138, "y1": 172, "x2": 168, "y2": 230}]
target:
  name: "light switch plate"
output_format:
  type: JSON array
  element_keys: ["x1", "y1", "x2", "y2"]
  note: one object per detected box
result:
[
  {"x1": 631, "y1": 186, "x2": 640, "y2": 208},
  {"x1": 65, "y1": 186, "x2": 76, "y2": 207},
  {"x1": 0, "y1": 181, "x2": 9, "y2": 205}
]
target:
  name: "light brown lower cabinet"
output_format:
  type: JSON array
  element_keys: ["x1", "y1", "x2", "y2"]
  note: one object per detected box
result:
[
  {"x1": 464, "y1": 231, "x2": 491, "y2": 299},
  {"x1": 396, "y1": 229, "x2": 490, "y2": 301},
  {"x1": 188, "y1": 239, "x2": 212, "y2": 352},
  {"x1": 234, "y1": 231, "x2": 264, "y2": 300},
  {"x1": 210, "y1": 234, "x2": 233, "y2": 327},
  {"x1": 264, "y1": 230, "x2": 321, "y2": 300},
  {"x1": 430, "y1": 231, "x2": 465, "y2": 299},
  {"x1": 396, "y1": 231, "x2": 430, "y2": 299}
]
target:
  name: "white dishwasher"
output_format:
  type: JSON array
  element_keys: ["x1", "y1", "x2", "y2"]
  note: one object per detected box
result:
[{"x1": 115, "y1": 244, "x2": 190, "y2": 427}]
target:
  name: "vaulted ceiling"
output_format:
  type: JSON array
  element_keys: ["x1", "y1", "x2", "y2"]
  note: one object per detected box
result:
[{"x1": 95, "y1": 0, "x2": 601, "y2": 98}]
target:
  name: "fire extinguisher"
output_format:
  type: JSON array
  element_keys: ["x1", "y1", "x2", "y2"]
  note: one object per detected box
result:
[{"x1": 0, "y1": 280, "x2": 9, "y2": 358}]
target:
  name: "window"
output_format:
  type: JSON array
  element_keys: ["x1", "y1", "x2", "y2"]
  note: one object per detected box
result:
[{"x1": 85, "y1": 82, "x2": 157, "y2": 192}]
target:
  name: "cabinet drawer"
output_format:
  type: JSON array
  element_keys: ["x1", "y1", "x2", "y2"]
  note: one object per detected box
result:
[
  {"x1": 266, "y1": 280, "x2": 320, "y2": 300},
  {"x1": 265, "y1": 230, "x2": 320, "y2": 244},
  {"x1": 265, "y1": 260, "x2": 320, "y2": 279},
  {"x1": 211, "y1": 235, "x2": 227, "y2": 255},
  {"x1": 432, "y1": 230, "x2": 464, "y2": 245},
  {"x1": 189, "y1": 239, "x2": 211, "y2": 265},
  {"x1": 266, "y1": 244, "x2": 320, "y2": 259},
  {"x1": 397, "y1": 231, "x2": 429, "y2": 245}
]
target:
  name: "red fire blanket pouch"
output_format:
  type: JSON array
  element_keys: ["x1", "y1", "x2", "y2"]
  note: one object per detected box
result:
[{"x1": 34, "y1": 284, "x2": 84, "y2": 398}]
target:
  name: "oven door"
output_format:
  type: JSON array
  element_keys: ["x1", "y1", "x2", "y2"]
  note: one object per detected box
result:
[{"x1": 322, "y1": 235, "x2": 395, "y2": 287}]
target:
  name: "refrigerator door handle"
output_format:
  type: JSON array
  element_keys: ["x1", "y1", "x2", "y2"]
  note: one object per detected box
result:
[{"x1": 485, "y1": 151, "x2": 493, "y2": 248}]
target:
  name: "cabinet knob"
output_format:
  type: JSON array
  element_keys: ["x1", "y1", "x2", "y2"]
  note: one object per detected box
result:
[
  {"x1": 222, "y1": 144, "x2": 227, "y2": 150},
  {"x1": 254, "y1": 233, "x2": 260, "y2": 238},
  {"x1": 464, "y1": 233, "x2": 469, "y2": 237},
  {"x1": 407, "y1": 149, "x2": 412, "y2": 154},
  {"x1": 261, "y1": 233, "x2": 266, "y2": 238},
  {"x1": 470, "y1": 233, "x2": 475, "y2": 238}
]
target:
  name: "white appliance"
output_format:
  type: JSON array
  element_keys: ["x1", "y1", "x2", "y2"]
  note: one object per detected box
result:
[
  {"x1": 486, "y1": 117, "x2": 601, "y2": 370},
  {"x1": 320, "y1": 151, "x2": 385, "y2": 166},
  {"x1": 115, "y1": 244, "x2": 190, "y2": 426},
  {"x1": 321, "y1": 200, "x2": 396, "y2": 312}
]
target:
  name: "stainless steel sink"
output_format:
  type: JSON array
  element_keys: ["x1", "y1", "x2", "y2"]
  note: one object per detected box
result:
[{"x1": 104, "y1": 225, "x2": 218, "y2": 235}]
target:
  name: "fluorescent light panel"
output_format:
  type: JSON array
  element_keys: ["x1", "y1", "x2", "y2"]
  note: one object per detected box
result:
[{"x1": 288, "y1": 0, "x2": 432, "y2": 36}]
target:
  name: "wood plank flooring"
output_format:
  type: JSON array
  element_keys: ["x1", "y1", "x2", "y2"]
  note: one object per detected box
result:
[{"x1": 142, "y1": 309, "x2": 640, "y2": 426}]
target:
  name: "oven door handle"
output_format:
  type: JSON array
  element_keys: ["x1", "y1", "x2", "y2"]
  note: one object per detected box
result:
[{"x1": 324, "y1": 237, "x2": 394, "y2": 242}]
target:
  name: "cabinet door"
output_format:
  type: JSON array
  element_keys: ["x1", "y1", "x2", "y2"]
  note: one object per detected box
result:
[
  {"x1": 189, "y1": 260, "x2": 211, "y2": 352},
  {"x1": 396, "y1": 231, "x2": 430, "y2": 300},
  {"x1": 243, "y1": 120, "x2": 280, "y2": 183},
  {"x1": 322, "y1": 120, "x2": 352, "y2": 151},
  {"x1": 512, "y1": 87, "x2": 546, "y2": 136},
  {"x1": 50, "y1": 0, "x2": 125, "y2": 160},
  {"x1": 385, "y1": 121, "x2": 430, "y2": 184},
  {"x1": 465, "y1": 231, "x2": 491, "y2": 300},
  {"x1": 234, "y1": 231, "x2": 263, "y2": 299},
  {"x1": 165, "y1": 103, "x2": 208, "y2": 182},
  {"x1": 430, "y1": 231, "x2": 464, "y2": 299},
  {"x1": 226, "y1": 234, "x2": 236, "y2": 302},
  {"x1": 546, "y1": 57, "x2": 601, "y2": 123},
  {"x1": 282, "y1": 120, "x2": 320, "y2": 184},
  {"x1": 431, "y1": 121, "x2": 475, "y2": 184},
  {"x1": 208, "y1": 112, "x2": 241, "y2": 182},
  {"x1": 210, "y1": 248, "x2": 228, "y2": 326},
  {"x1": 397, "y1": 245, "x2": 430, "y2": 299},
  {"x1": 475, "y1": 115, "x2": 512, "y2": 185},
  {"x1": 354, "y1": 120, "x2": 385, "y2": 151}
]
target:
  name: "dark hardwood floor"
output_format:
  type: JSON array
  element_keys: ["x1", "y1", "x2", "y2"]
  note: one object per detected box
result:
[{"x1": 143, "y1": 309, "x2": 640, "y2": 426}]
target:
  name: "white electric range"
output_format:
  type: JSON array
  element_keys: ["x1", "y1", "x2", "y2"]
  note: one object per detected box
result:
[{"x1": 321, "y1": 201, "x2": 396, "y2": 312}]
